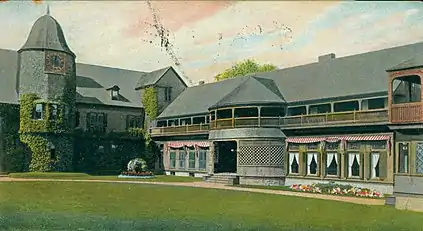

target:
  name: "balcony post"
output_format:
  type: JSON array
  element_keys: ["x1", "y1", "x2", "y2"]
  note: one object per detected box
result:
[
  {"x1": 200, "y1": 123, "x2": 202, "y2": 131},
  {"x1": 258, "y1": 106, "x2": 261, "y2": 127},
  {"x1": 231, "y1": 108, "x2": 235, "y2": 128}
]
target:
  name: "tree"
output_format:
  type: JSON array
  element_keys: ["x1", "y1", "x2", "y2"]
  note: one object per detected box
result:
[{"x1": 214, "y1": 59, "x2": 277, "y2": 82}]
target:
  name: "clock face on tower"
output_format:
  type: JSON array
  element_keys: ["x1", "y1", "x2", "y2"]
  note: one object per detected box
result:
[{"x1": 45, "y1": 51, "x2": 66, "y2": 74}]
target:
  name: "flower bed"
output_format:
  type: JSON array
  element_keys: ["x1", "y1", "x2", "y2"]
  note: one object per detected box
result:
[
  {"x1": 120, "y1": 171, "x2": 154, "y2": 177},
  {"x1": 289, "y1": 182, "x2": 383, "y2": 198}
]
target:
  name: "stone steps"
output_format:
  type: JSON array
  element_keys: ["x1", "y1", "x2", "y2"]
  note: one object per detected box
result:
[
  {"x1": 385, "y1": 195, "x2": 396, "y2": 207},
  {"x1": 204, "y1": 174, "x2": 239, "y2": 185}
]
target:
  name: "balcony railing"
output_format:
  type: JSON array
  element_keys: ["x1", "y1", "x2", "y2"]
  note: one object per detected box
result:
[
  {"x1": 391, "y1": 102, "x2": 423, "y2": 123},
  {"x1": 150, "y1": 109, "x2": 388, "y2": 136},
  {"x1": 150, "y1": 124, "x2": 210, "y2": 136},
  {"x1": 281, "y1": 108, "x2": 388, "y2": 128}
]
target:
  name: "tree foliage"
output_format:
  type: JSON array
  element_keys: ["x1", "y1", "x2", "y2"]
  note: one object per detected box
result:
[{"x1": 215, "y1": 59, "x2": 277, "y2": 82}]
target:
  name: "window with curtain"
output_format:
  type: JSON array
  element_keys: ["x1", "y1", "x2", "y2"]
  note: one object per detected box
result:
[
  {"x1": 179, "y1": 151, "x2": 186, "y2": 169},
  {"x1": 188, "y1": 149, "x2": 195, "y2": 169},
  {"x1": 288, "y1": 153, "x2": 299, "y2": 174},
  {"x1": 169, "y1": 151, "x2": 176, "y2": 168},
  {"x1": 371, "y1": 152, "x2": 380, "y2": 178},
  {"x1": 32, "y1": 103, "x2": 44, "y2": 120},
  {"x1": 198, "y1": 149, "x2": 207, "y2": 170},
  {"x1": 307, "y1": 153, "x2": 319, "y2": 175},
  {"x1": 398, "y1": 143, "x2": 409, "y2": 173},
  {"x1": 348, "y1": 153, "x2": 360, "y2": 177},
  {"x1": 326, "y1": 153, "x2": 338, "y2": 176}
]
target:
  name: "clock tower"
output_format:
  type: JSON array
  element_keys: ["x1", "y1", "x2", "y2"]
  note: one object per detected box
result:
[{"x1": 17, "y1": 11, "x2": 76, "y2": 172}]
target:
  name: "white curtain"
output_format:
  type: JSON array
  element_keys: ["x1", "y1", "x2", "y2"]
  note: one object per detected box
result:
[
  {"x1": 334, "y1": 154, "x2": 338, "y2": 164},
  {"x1": 307, "y1": 153, "x2": 318, "y2": 174},
  {"x1": 307, "y1": 153, "x2": 313, "y2": 174},
  {"x1": 355, "y1": 154, "x2": 360, "y2": 165},
  {"x1": 371, "y1": 153, "x2": 380, "y2": 178},
  {"x1": 348, "y1": 153, "x2": 355, "y2": 177},
  {"x1": 289, "y1": 153, "x2": 295, "y2": 173},
  {"x1": 327, "y1": 153, "x2": 334, "y2": 167}
]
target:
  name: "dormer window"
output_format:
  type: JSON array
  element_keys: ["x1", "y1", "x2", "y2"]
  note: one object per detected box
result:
[{"x1": 107, "y1": 85, "x2": 120, "y2": 100}]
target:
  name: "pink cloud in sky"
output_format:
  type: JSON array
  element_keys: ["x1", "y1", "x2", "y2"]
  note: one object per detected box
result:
[{"x1": 123, "y1": 1, "x2": 232, "y2": 38}]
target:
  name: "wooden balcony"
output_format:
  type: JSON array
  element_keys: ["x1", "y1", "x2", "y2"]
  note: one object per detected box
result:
[
  {"x1": 281, "y1": 108, "x2": 388, "y2": 128},
  {"x1": 150, "y1": 109, "x2": 389, "y2": 136},
  {"x1": 390, "y1": 102, "x2": 423, "y2": 124},
  {"x1": 150, "y1": 124, "x2": 210, "y2": 137}
]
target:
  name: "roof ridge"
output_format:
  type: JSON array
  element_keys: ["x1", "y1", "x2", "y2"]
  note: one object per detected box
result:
[{"x1": 251, "y1": 76, "x2": 285, "y2": 100}]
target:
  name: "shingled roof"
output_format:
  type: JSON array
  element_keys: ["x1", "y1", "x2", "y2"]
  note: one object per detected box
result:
[
  {"x1": 0, "y1": 48, "x2": 181, "y2": 108},
  {"x1": 209, "y1": 76, "x2": 285, "y2": 109},
  {"x1": 386, "y1": 52, "x2": 423, "y2": 72},
  {"x1": 158, "y1": 41, "x2": 423, "y2": 119}
]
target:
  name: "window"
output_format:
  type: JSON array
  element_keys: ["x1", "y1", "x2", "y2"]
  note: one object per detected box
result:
[
  {"x1": 32, "y1": 103, "x2": 44, "y2": 120},
  {"x1": 86, "y1": 112, "x2": 108, "y2": 133},
  {"x1": 48, "y1": 142, "x2": 56, "y2": 161},
  {"x1": 188, "y1": 150, "x2": 195, "y2": 169},
  {"x1": 234, "y1": 107, "x2": 258, "y2": 118},
  {"x1": 334, "y1": 101, "x2": 359, "y2": 112},
  {"x1": 309, "y1": 104, "x2": 331, "y2": 114},
  {"x1": 307, "y1": 153, "x2": 319, "y2": 175},
  {"x1": 398, "y1": 143, "x2": 409, "y2": 173},
  {"x1": 416, "y1": 143, "x2": 423, "y2": 174},
  {"x1": 348, "y1": 153, "x2": 361, "y2": 177},
  {"x1": 180, "y1": 118, "x2": 191, "y2": 126},
  {"x1": 261, "y1": 107, "x2": 285, "y2": 117},
  {"x1": 169, "y1": 151, "x2": 176, "y2": 168},
  {"x1": 179, "y1": 152, "x2": 186, "y2": 169},
  {"x1": 392, "y1": 75, "x2": 421, "y2": 104},
  {"x1": 111, "y1": 90, "x2": 119, "y2": 100},
  {"x1": 326, "y1": 153, "x2": 338, "y2": 176},
  {"x1": 370, "y1": 152, "x2": 380, "y2": 178},
  {"x1": 216, "y1": 109, "x2": 232, "y2": 119},
  {"x1": 192, "y1": 116, "x2": 206, "y2": 125},
  {"x1": 75, "y1": 111, "x2": 80, "y2": 127},
  {"x1": 199, "y1": 149, "x2": 207, "y2": 170},
  {"x1": 164, "y1": 87, "x2": 172, "y2": 101},
  {"x1": 367, "y1": 98, "x2": 385, "y2": 110},
  {"x1": 126, "y1": 115, "x2": 142, "y2": 129},
  {"x1": 287, "y1": 106, "x2": 306, "y2": 116},
  {"x1": 49, "y1": 104, "x2": 58, "y2": 120},
  {"x1": 288, "y1": 153, "x2": 299, "y2": 174}
]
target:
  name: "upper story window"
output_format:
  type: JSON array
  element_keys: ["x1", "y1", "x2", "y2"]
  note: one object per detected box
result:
[
  {"x1": 32, "y1": 103, "x2": 44, "y2": 120},
  {"x1": 164, "y1": 87, "x2": 172, "y2": 101},
  {"x1": 126, "y1": 115, "x2": 143, "y2": 129},
  {"x1": 287, "y1": 106, "x2": 306, "y2": 116},
  {"x1": 49, "y1": 104, "x2": 59, "y2": 120},
  {"x1": 86, "y1": 112, "x2": 108, "y2": 133},
  {"x1": 392, "y1": 75, "x2": 421, "y2": 104},
  {"x1": 107, "y1": 85, "x2": 120, "y2": 100},
  {"x1": 367, "y1": 98, "x2": 386, "y2": 110}
]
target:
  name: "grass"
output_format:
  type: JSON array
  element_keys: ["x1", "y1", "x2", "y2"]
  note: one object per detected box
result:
[
  {"x1": 0, "y1": 181, "x2": 423, "y2": 231},
  {"x1": 232, "y1": 184, "x2": 387, "y2": 199},
  {"x1": 7, "y1": 172, "x2": 203, "y2": 182}
]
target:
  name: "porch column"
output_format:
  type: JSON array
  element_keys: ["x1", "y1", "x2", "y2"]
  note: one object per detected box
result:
[
  {"x1": 208, "y1": 142, "x2": 215, "y2": 174},
  {"x1": 258, "y1": 106, "x2": 261, "y2": 127},
  {"x1": 0, "y1": 116, "x2": 4, "y2": 173}
]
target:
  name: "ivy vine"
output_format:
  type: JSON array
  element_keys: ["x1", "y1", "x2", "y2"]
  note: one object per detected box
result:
[{"x1": 141, "y1": 87, "x2": 158, "y2": 120}]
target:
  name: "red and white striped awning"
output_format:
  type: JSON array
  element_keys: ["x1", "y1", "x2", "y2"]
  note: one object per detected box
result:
[
  {"x1": 286, "y1": 134, "x2": 392, "y2": 143},
  {"x1": 167, "y1": 141, "x2": 210, "y2": 148}
]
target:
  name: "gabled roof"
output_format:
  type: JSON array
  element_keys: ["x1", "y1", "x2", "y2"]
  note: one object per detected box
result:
[
  {"x1": 209, "y1": 76, "x2": 285, "y2": 109},
  {"x1": 135, "y1": 66, "x2": 170, "y2": 90},
  {"x1": 386, "y1": 52, "x2": 423, "y2": 72},
  {"x1": 75, "y1": 63, "x2": 144, "y2": 108},
  {"x1": 158, "y1": 41, "x2": 423, "y2": 119}
]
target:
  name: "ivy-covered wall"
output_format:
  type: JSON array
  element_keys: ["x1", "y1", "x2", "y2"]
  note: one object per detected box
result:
[
  {"x1": 19, "y1": 93, "x2": 74, "y2": 172},
  {"x1": 141, "y1": 87, "x2": 158, "y2": 128}
]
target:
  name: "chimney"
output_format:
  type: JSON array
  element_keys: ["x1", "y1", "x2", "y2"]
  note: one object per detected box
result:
[
  {"x1": 198, "y1": 80, "x2": 205, "y2": 85},
  {"x1": 318, "y1": 53, "x2": 336, "y2": 62}
]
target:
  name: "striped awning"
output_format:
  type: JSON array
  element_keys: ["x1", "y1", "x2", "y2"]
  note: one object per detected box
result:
[
  {"x1": 286, "y1": 134, "x2": 392, "y2": 143},
  {"x1": 167, "y1": 141, "x2": 210, "y2": 148}
]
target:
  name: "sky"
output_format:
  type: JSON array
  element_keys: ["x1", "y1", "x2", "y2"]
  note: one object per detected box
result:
[{"x1": 1, "y1": 1, "x2": 423, "y2": 85}]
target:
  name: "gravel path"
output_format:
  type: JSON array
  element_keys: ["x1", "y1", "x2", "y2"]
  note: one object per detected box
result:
[{"x1": 0, "y1": 176, "x2": 385, "y2": 206}]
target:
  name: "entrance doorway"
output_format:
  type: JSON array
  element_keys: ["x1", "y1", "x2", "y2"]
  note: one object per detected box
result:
[{"x1": 214, "y1": 141, "x2": 237, "y2": 173}]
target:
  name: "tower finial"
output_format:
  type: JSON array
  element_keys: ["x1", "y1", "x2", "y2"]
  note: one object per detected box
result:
[{"x1": 46, "y1": 3, "x2": 50, "y2": 16}]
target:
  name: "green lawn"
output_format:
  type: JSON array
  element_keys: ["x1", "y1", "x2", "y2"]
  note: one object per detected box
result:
[
  {"x1": 0, "y1": 181, "x2": 422, "y2": 231},
  {"x1": 7, "y1": 172, "x2": 202, "y2": 182}
]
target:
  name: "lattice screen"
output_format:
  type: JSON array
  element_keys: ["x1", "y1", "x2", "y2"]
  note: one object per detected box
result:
[
  {"x1": 416, "y1": 143, "x2": 423, "y2": 174},
  {"x1": 238, "y1": 140, "x2": 284, "y2": 166}
]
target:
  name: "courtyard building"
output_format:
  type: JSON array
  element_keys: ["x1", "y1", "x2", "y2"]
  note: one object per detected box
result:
[{"x1": 0, "y1": 11, "x2": 423, "y2": 212}]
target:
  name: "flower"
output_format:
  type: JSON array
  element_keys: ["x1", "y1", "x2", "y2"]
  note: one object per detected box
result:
[{"x1": 289, "y1": 183, "x2": 383, "y2": 198}]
